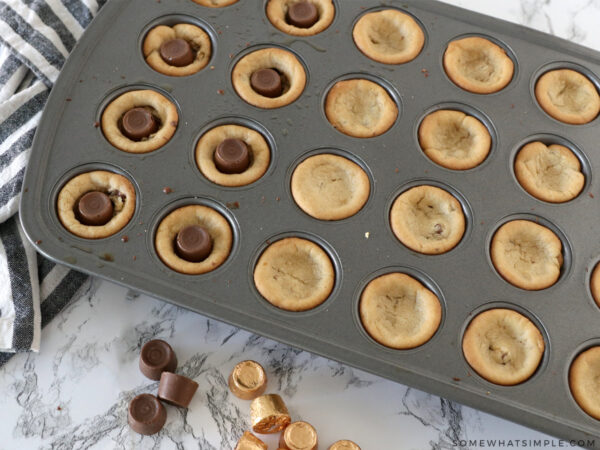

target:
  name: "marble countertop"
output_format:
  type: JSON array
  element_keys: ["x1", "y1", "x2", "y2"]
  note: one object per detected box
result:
[{"x1": 2, "y1": 0, "x2": 600, "y2": 448}]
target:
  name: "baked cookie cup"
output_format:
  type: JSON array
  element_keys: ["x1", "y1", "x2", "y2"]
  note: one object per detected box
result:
[
  {"x1": 514, "y1": 141, "x2": 585, "y2": 203},
  {"x1": 57, "y1": 170, "x2": 136, "y2": 239},
  {"x1": 192, "y1": 0, "x2": 238, "y2": 7},
  {"x1": 443, "y1": 36, "x2": 514, "y2": 94},
  {"x1": 490, "y1": 219, "x2": 563, "y2": 290},
  {"x1": 389, "y1": 185, "x2": 466, "y2": 255},
  {"x1": 569, "y1": 346, "x2": 600, "y2": 420},
  {"x1": 535, "y1": 68, "x2": 600, "y2": 125},
  {"x1": 418, "y1": 109, "x2": 491, "y2": 170},
  {"x1": 462, "y1": 308, "x2": 545, "y2": 386},
  {"x1": 266, "y1": 0, "x2": 335, "y2": 36},
  {"x1": 155, "y1": 204, "x2": 233, "y2": 275},
  {"x1": 353, "y1": 9, "x2": 425, "y2": 64},
  {"x1": 253, "y1": 237, "x2": 335, "y2": 311},
  {"x1": 232, "y1": 47, "x2": 306, "y2": 109},
  {"x1": 143, "y1": 24, "x2": 211, "y2": 77},
  {"x1": 195, "y1": 124, "x2": 270, "y2": 187},
  {"x1": 291, "y1": 153, "x2": 370, "y2": 220},
  {"x1": 359, "y1": 272, "x2": 442, "y2": 349},
  {"x1": 325, "y1": 78, "x2": 398, "y2": 138},
  {"x1": 101, "y1": 89, "x2": 178, "y2": 153},
  {"x1": 589, "y1": 262, "x2": 600, "y2": 309}
]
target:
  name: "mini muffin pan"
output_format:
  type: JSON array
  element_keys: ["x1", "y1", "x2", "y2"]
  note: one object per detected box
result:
[{"x1": 19, "y1": 0, "x2": 600, "y2": 444}]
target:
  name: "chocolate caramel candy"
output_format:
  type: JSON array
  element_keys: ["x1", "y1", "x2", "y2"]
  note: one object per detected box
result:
[
  {"x1": 235, "y1": 431, "x2": 267, "y2": 450},
  {"x1": 286, "y1": 1, "x2": 319, "y2": 28},
  {"x1": 250, "y1": 69, "x2": 283, "y2": 97},
  {"x1": 228, "y1": 360, "x2": 267, "y2": 400},
  {"x1": 139, "y1": 339, "x2": 177, "y2": 380},
  {"x1": 128, "y1": 394, "x2": 167, "y2": 435},
  {"x1": 214, "y1": 138, "x2": 251, "y2": 174},
  {"x1": 157, "y1": 372, "x2": 199, "y2": 408},
  {"x1": 279, "y1": 421, "x2": 318, "y2": 450},
  {"x1": 160, "y1": 38, "x2": 195, "y2": 67},
  {"x1": 76, "y1": 191, "x2": 113, "y2": 226},
  {"x1": 250, "y1": 394, "x2": 291, "y2": 433},
  {"x1": 121, "y1": 107, "x2": 159, "y2": 140},
  {"x1": 175, "y1": 225, "x2": 213, "y2": 262}
]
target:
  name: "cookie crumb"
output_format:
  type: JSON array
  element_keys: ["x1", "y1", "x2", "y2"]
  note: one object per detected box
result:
[
  {"x1": 162, "y1": 187, "x2": 173, "y2": 194},
  {"x1": 364, "y1": 232, "x2": 370, "y2": 239},
  {"x1": 394, "y1": 168, "x2": 399, "y2": 173},
  {"x1": 421, "y1": 68, "x2": 429, "y2": 78},
  {"x1": 590, "y1": 193, "x2": 595, "y2": 198},
  {"x1": 66, "y1": 98, "x2": 72, "y2": 102},
  {"x1": 210, "y1": 65, "x2": 215, "y2": 70},
  {"x1": 57, "y1": 406, "x2": 62, "y2": 411},
  {"x1": 93, "y1": 121, "x2": 100, "y2": 128},
  {"x1": 217, "y1": 89, "x2": 225, "y2": 95},
  {"x1": 452, "y1": 377, "x2": 461, "y2": 382},
  {"x1": 35, "y1": 240, "x2": 42, "y2": 245},
  {"x1": 121, "y1": 235, "x2": 129, "y2": 243},
  {"x1": 133, "y1": 255, "x2": 137, "y2": 261},
  {"x1": 226, "y1": 201, "x2": 240, "y2": 209},
  {"x1": 276, "y1": 196, "x2": 280, "y2": 201}
]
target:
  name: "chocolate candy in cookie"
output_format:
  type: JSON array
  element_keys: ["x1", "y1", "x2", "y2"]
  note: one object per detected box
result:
[
  {"x1": 121, "y1": 107, "x2": 159, "y2": 140},
  {"x1": 128, "y1": 394, "x2": 167, "y2": 435},
  {"x1": 160, "y1": 38, "x2": 195, "y2": 67},
  {"x1": 76, "y1": 191, "x2": 113, "y2": 226},
  {"x1": 139, "y1": 339, "x2": 178, "y2": 380},
  {"x1": 286, "y1": 1, "x2": 319, "y2": 28},
  {"x1": 214, "y1": 138, "x2": 251, "y2": 174},
  {"x1": 175, "y1": 225, "x2": 213, "y2": 262},
  {"x1": 250, "y1": 69, "x2": 283, "y2": 97}
]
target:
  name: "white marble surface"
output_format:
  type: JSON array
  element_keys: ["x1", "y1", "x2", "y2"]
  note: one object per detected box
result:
[{"x1": 2, "y1": 0, "x2": 600, "y2": 448}]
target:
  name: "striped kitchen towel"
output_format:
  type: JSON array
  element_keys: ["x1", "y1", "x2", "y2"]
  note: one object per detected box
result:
[{"x1": 0, "y1": 0, "x2": 107, "y2": 363}]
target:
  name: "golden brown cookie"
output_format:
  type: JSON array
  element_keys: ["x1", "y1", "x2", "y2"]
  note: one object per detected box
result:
[
  {"x1": 389, "y1": 185, "x2": 465, "y2": 254},
  {"x1": 195, "y1": 124, "x2": 270, "y2": 187},
  {"x1": 353, "y1": 9, "x2": 425, "y2": 64},
  {"x1": 590, "y1": 262, "x2": 600, "y2": 309},
  {"x1": 418, "y1": 109, "x2": 491, "y2": 170},
  {"x1": 232, "y1": 48, "x2": 306, "y2": 109},
  {"x1": 443, "y1": 36, "x2": 514, "y2": 94},
  {"x1": 328, "y1": 441, "x2": 361, "y2": 450},
  {"x1": 462, "y1": 308, "x2": 545, "y2": 386},
  {"x1": 359, "y1": 272, "x2": 442, "y2": 349},
  {"x1": 192, "y1": 0, "x2": 238, "y2": 7},
  {"x1": 569, "y1": 346, "x2": 600, "y2": 420},
  {"x1": 57, "y1": 171, "x2": 135, "y2": 239},
  {"x1": 143, "y1": 24, "x2": 211, "y2": 77},
  {"x1": 253, "y1": 237, "x2": 335, "y2": 311},
  {"x1": 514, "y1": 141, "x2": 585, "y2": 203},
  {"x1": 266, "y1": 0, "x2": 335, "y2": 36},
  {"x1": 325, "y1": 79, "x2": 397, "y2": 138},
  {"x1": 155, "y1": 205, "x2": 233, "y2": 275},
  {"x1": 101, "y1": 90, "x2": 178, "y2": 153},
  {"x1": 535, "y1": 69, "x2": 600, "y2": 125},
  {"x1": 291, "y1": 153, "x2": 370, "y2": 220},
  {"x1": 491, "y1": 220, "x2": 563, "y2": 290}
]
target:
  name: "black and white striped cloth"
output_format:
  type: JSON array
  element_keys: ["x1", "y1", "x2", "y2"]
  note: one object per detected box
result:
[{"x1": 0, "y1": 0, "x2": 107, "y2": 364}]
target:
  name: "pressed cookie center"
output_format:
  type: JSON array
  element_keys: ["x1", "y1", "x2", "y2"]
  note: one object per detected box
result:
[
  {"x1": 175, "y1": 225, "x2": 213, "y2": 262},
  {"x1": 375, "y1": 290, "x2": 421, "y2": 336},
  {"x1": 250, "y1": 68, "x2": 284, "y2": 97},
  {"x1": 214, "y1": 138, "x2": 251, "y2": 174},
  {"x1": 160, "y1": 38, "x2": 195, "y2": 67},
  {"x1": 552, "y1": 78, "x2": 589, "y2": 112},
  {"x1": 367, "y1": 19, "x2": 407, "y2": 52},
  {"x1": 437, "y1": 119, "x2": 473, "y2": 154},
  {"x1": 484, "y1": 325, "x2": 526, "y2": 368},
  {"x1": 76, "y1": 191, "x2": 114, "y2": 226},
  {"x1": 286, "y1": 1, "x2": 319, "y2": 28},
  {"x1": 460, "y1": 50, "x2": 496, "y2": 82},
  {"x1": 121, "y1": 107, "x2": 159, "y2": 140}
]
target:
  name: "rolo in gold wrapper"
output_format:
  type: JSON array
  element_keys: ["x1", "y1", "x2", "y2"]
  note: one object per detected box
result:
[
  {"x1": 279, "y1": 421, "x2": 318, "y2": 450},
  {"x1": 235, "y1": 431, "x2": 267, "y2": 450},
  {"x1": 250, "y1": 393, "x2": 291, "y2": 433},
  {"x1": 328, "y1": 440, "x2": 361, "y2": 450},
  {"x1": 228, "y1": 360, "x2": 267, "y2": 400}
]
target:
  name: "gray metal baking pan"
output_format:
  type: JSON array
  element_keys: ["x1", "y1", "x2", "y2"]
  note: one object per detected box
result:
[{"x1": 19, "y1": 0, "x2": 600, "y2": 445}]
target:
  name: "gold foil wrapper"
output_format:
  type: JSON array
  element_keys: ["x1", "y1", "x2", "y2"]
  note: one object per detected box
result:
[
  {"x1": 250, "y1": 394, "x2": 291, "y2": 433},
  {"x1": 235, "y1": 431, "x2": 267, "y2": 450},
  {"x1": 279, "y1": 421, "x2": 318, "y2": 450},
  {"x1": 328, "y1": 440, "x2": 361, "y2": 450},
  {"x1": 228, "y1": 360, "x2": 267, "y2": 400}
]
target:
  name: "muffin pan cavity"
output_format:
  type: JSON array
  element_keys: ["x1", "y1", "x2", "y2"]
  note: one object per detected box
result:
[{"x1": 20, "y1": 0, "x2": 600, "y2": 443}]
